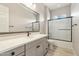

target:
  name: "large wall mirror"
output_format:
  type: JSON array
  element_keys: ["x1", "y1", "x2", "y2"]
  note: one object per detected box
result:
[{"x1": 0, "y1": 3, "x2": 40, "y2": 34}]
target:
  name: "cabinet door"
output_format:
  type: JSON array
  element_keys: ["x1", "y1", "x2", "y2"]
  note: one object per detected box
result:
[
  {"x1": 26, "y1": 42, "x2": 44, "y2": 56},
  {"x1": 43, "y1": 40, "x2": 48, "y2": 55},
  {"x1": 36, "y1": 43, "x2": 43, "y2": 56},
  {"x1": 26, "y1": 47, "x2": 36, "y2": 56},
  {"x1": 26, "y1": 37, "x2": 48, "y2": 56}
]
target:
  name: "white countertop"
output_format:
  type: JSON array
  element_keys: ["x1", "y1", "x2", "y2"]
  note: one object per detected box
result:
[{"x1": 0, "y1": 33, "x2": 47, "y2": 54}]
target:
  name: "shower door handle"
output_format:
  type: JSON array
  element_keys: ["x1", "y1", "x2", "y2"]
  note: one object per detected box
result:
[{"x1": 72, "y1": 24, "x2": 78, "y2": 27}]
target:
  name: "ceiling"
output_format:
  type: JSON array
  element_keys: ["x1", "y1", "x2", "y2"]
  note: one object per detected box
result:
[{"x1": 43, "y1": 3, "x2": 70, "y2": 10}]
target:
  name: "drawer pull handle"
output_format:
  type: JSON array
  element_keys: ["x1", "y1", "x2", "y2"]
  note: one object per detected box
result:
[
  {"x1": 36, "y1": 45, "x2": 40, "y2": 48},
  {"x1": 11, "y1": 52, "x2": 15, "y2": 56}
]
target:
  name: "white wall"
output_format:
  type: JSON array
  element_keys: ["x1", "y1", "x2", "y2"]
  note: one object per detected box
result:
[
  {"x1": 45, "y1": 6, "x2": 50, "y2": 34},
  {"x1": 34, "y1": 3, "x2": 50, "y2": 34},
  {"x1": 35, "y1": 3, "x2": 45, "y2": 33},
  {"x1": 71, "y1": 3, "x2": 79, "y2": 55},
  {"x1": 51, "y1": 5, "x2": 71, "y2": 18}
]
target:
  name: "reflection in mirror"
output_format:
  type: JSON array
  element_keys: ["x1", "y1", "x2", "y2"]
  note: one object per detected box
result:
[
  {"x1": 0, "y1": 3, "x2": 39, "y2": 33},
  {"x1": 0, "y1": 4, "x2": 9, "y2": 32},
  {"x1": 32, "y1": 21, "x2": 40, "y2": 32}
]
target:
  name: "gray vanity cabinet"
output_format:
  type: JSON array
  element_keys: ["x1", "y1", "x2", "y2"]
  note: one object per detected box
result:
[
  {"x1": 0, "y1": 45, "x2": 25, "y2": 56},
  {"x1": 0, "y1": 37, "x2": 48, "y2": 56},
  {"x1": 25, "y1": 37, "x2": 48, "y2": 56}
]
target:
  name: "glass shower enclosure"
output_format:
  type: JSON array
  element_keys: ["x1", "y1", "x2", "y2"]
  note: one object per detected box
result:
[{"x1": 48, "y1": 17, "x2": 72, "y2": 42}]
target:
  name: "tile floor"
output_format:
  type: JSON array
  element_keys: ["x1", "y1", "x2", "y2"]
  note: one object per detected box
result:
[{"x1": 46, "y1": 46, "x2": 75, "y2": 56}]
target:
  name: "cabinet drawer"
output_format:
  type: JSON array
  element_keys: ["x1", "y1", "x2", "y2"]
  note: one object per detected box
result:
[
  {"x1": 0, "y1": 45, "x2": 24, "y2": 56},
  {"x1": 26, "y1": 46, "x2": 36, "y2": 56},
  {"x1": 26, "y1": 37, "x2": 47, "y2": 50},
  {"x1": 25, "y1": 37, "x2": 48, "y2": 56},
  {"x1": 26, "y1": 42, "x2": 43, "y2": 56}
]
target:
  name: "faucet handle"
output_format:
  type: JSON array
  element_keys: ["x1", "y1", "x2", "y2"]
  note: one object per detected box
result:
[
  {"x1": 27, "y1": 32, "x2": 31, "y2": 36},
  {"x1": 27, "y1": 32, "x2": 29, "y2": 36}
]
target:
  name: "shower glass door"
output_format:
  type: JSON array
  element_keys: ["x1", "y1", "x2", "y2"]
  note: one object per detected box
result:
[{"x1": 48, "y1": 17, "x2": 72, "y2": 42}]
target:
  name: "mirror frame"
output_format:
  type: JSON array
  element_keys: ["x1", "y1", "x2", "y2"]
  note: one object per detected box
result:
[{"x1": 0, "y1": 3, "x2": 40, "y2": 34}]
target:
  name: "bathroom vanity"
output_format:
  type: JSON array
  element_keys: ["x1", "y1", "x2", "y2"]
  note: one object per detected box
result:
[
  {"x1": 0, "y1": 33, "x2": 48, "y2": 56},
  {"x1": 0, "y1": 4, "x2": 48, "y2": 56}
]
